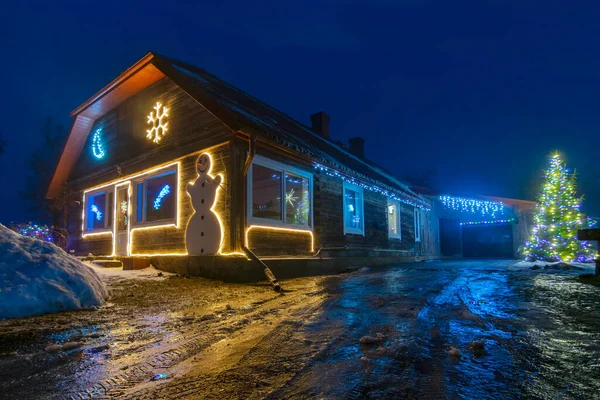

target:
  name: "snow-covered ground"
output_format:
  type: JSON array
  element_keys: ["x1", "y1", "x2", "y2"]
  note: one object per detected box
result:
[
  {"x1": 0, "y1": 224, "x2": 107, "y2": 320},
  {"x1": 87, "y1": 263, "x2": 175, "y2": 281},
  {"x1": 509, "y1": 260, "x2": 596, "y2": 272}
]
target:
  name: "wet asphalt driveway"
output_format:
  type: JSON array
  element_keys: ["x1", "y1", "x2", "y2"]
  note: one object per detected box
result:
[{"x1": 1, "y1": 260, "x2": 599, "y2": 399}]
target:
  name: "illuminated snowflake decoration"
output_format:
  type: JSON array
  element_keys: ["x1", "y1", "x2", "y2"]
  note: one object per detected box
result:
[
  {"x1": 92, "y1": 129, "x2": 105, "y2": 159},
  {"x1": 146, "y1": 102, "x2": 169, "y2": 143},
  {"x1": 285, "y1": 189, "x2": 299, "y2": 206}
]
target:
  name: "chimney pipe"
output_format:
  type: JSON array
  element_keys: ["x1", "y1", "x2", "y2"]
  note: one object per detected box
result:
[
  {"x1": 349, "y1": 137, "x2": 365, "y2": 158},
  {"x1": 310, "y1": 112, "x2": 330, "y2": 139}
]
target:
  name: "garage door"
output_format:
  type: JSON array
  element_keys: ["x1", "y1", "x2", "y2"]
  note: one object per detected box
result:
[{"x1": 461, "y1": 224, "x2": 513, "y2": 258}]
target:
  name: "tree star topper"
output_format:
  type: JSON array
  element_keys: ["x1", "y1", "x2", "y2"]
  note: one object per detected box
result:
[{"x1": 146, "y1": 102, "x2": 169, "y2": 143}]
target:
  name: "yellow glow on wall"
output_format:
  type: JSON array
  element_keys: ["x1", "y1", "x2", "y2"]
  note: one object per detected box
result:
[
  {"x1": 245, "y1": 225, "x2": 314, "y2": 253},
  {"x1": 219, "y1": 252, "x2": 248, "y2": 257},
  {"x1": 186, "y1": 152, "x2": 228, "y2": 256},
  {"x1": 82, "y1": 161, "x2": 181, "y2": 257},
  {"x1": 146, "y1": 102, "x2": 169, "y2": 144}
]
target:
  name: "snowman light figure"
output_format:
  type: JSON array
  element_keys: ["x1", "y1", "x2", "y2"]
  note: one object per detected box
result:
[{"x1": 186, "y1": 153, "x2": 223, "y2": 255}]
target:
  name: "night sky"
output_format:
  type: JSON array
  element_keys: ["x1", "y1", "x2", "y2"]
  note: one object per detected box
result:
[{"x1": 2, "y1": 0, "x2": 600, "y2": 224}]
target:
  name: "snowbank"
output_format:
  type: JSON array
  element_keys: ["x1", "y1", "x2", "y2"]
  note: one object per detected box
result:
[
  {"x1": 88, "y1": 264, "x2": 174, "y2": 281},
  {"x1": 509, "y1": 260, "x2": 596, "y2": 272},
  {"x1": 0, "y1": 224, "x2": 107, "y2": 319}
]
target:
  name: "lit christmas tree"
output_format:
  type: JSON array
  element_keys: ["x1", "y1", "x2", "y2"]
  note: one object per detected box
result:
[{"x1": 523, "y1": 154, "x2": 596, "y2": 262}]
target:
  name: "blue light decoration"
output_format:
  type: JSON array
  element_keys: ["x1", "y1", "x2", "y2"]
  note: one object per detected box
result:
[
  {"x1": 314, "y1": 163, "x2": 430, "y2": 210},
  {"x1": 92, "y1": 129, "x2": 105, "y2": 159},
  {"x1": 461, "y1": 218, "x2": 515, "y2": 226},
  {"x1": 439, "y1": 195, "x2": 504, "y2": 218},
  {"x1": 153, "y1": 185, "x2": 171, "y2": 210},
  {"x1": 91, "y1": 205, "x2": 103, "y2": 221}
]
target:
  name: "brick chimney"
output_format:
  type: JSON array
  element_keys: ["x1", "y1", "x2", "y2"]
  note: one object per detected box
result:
[
  {"x1": 349, "y1": 137, "x2": 365, "y2": 158},
  {"x1": 310, "y1": 112, "x2": 330, "y2": 139}
]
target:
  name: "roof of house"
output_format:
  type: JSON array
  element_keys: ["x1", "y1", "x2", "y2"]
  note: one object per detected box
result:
[{"x1": 47, "y1": 52, "x2": 428, "y2": 208}]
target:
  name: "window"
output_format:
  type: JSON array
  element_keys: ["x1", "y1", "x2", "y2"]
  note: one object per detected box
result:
[
  {"x1": 252, "y1": 164, "x2": 282, "y2": 221},
  {"x1": 248, "y1": 156, "x2": 312, "y2": 228},
  {"x1": 85, "y1": 190, "x2": 113, "y2": 232},
  {"x1": 388, "y1": 200, "x2": 401, "y2": 239},
  {"x1": 134, "y1": 169, "x2": 177, "y2": 225},
  {"x1": 414, "y1": 208, "x2": 421, "y2": 242},
  {"x1": 343, "y1": 181, "x2": 364, "y2": 235}
]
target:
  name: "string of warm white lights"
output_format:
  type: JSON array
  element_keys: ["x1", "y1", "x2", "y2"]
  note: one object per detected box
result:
[
  {"x1": 439, "y1": 195, "x2": 504, "y2": 218},
  {"x1": 146, "y1": 102, "x2": 169, "y2": 143},
  {"x1": 314, "y1": 163, "x2": 429, "y2": 210}
]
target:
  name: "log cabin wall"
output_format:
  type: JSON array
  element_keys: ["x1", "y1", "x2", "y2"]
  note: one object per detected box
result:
[
  {"x1": 314, "y1": 172, "x2": 396, "y2": 250},
  {"x1": 69, "y1": 77, "x2": 233, "y2": 187},
  {"x1": 67, "y1": 76, "x2": 235, "y2": 255},
  {"x1": 387, "y1": 204, "x2": 417, "y2": 252},
  {"x1": 129, "y1": 144, "x2": 231, "y2": 255},
  {"x1": 243, "y1": 145, "x2": 422, "y2": 256},
  {"x1": 244, "y1": 147, "x2": 315, "y2": 256},
  {"x1": 419, "y1": 204, "x2": 441, "y2": 257},
  {"x1": 68, "y1": 143, "x2": 232, "y2": 256}
]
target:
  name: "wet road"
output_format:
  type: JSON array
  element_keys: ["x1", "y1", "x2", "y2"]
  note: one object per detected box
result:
[
  {"x1": 271, "y1": 260, "x2": 600, "y2": 399},
  {"x1": 1, "y1": 260, "x2": 599, "y2": 399}
]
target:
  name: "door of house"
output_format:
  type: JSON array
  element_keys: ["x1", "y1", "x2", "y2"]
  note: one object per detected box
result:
[{"x1": 115, "y1": 184, "x2": 130, "y2": 256}]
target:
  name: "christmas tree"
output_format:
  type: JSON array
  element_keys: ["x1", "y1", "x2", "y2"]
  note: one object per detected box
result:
[{"x1": 523, "y1": 154, "x2": 596, "y2": 262}]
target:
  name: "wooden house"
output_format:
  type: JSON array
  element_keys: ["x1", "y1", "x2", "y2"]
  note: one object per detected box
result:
[{"x1": 46, "y1": 52, "x2": 436, "y2": 278}]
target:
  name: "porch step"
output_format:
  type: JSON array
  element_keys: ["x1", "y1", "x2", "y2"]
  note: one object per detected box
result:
[{"x1": 91, "y1": 260, "x2": 123, "y2": 269}]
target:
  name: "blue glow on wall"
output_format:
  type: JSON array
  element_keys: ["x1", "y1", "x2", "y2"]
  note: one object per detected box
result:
[
  {"x1": 92, "y1": 129, "x2": 105, "y2": 159},
  {"x1": 153, "y1": 185, "x2": 171, "y2": 210}
]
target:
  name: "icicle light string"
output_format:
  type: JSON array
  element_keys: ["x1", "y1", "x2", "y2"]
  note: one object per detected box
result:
[
  {"x1": 313, "y1": 163, "x2": 430, "y2": 210},
  {"x1": 439, "y1": 195, "x2": 504, "y2": 218}
]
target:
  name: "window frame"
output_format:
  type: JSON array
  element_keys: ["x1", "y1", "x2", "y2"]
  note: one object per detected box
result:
[
  {"x1": 83, "y1": 188, "x2": 113, "y2": 233},
  {"x1": 247, "y1": 155, "x2": 313, "y2": 230},
  {"x1": 414, "y1": 207, "x2": 421, "y2": 242},
  {"x1": 387, "y1": 199, "x2": 402, "y2": 240},
  {"x1": 343, "y1": 181, "x2": 365, "y2": 236},
  {"x1": 132, "y1": 167, "x2": 178, "y2": 228}
]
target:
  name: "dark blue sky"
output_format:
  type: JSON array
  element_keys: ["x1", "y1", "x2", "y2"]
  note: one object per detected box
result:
[{"x1": 2, "y1": 0, "x2": 600, "y2": 223}]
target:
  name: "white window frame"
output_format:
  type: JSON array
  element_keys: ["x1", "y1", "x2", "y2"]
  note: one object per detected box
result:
[
  {"x1": 343, "y1": 181, "x2": 365, "y2": 236},
  {"x1": 414, "y1": 208, "x2": 421, "y2": 242},
  {"x1": 83, "y1": 189, "x2": 113, "y2": 233},
  {"x1": 247, "y1": 155, "x2": 313, "y2": 230},
  {"x1": 132, "y1": 167, "x2": 178, "y2": 228},
  {"x1": 387, "y1": 199, "x2": 401, "y2": 240}
]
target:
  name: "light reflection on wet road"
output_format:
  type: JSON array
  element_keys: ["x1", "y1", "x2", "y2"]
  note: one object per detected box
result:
[
  {"x1": 274, "y1": 260, "x2": 600, "y2": 399},
  {"x1": 1, "y1": 260, "x2": 599, "y2": 399}
]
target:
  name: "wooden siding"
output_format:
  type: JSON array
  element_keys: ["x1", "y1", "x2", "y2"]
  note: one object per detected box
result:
[
  {"x1": 67, "y1": 76, "x2": 235, "y2": 256},
  {"x1": 387, "y1": 204, "x2": 417, "y2": 252},
  {"x1": 243, "y1": 146, "x2": 421, "y2": 255},
  {"x1": 69, "y1": 143, "x2": 231, "y2": 256},
  {"x1": 70, "y1": 77, "x2": 233, "y2": 189},
  {"x1": 131, "y1": 144, "x2": 231, "y2": 254}
]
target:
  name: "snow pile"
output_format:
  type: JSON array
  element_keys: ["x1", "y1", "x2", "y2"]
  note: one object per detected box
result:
[
  {"x1": 88, "y1": 264, "x2": 174, "y2": 281},
  {"x1": 0, "y1": 224, "x2": 107, "y2": 319},
  {"x1": 509, "y1": 260, "x2": 596, "y2": 272}
]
